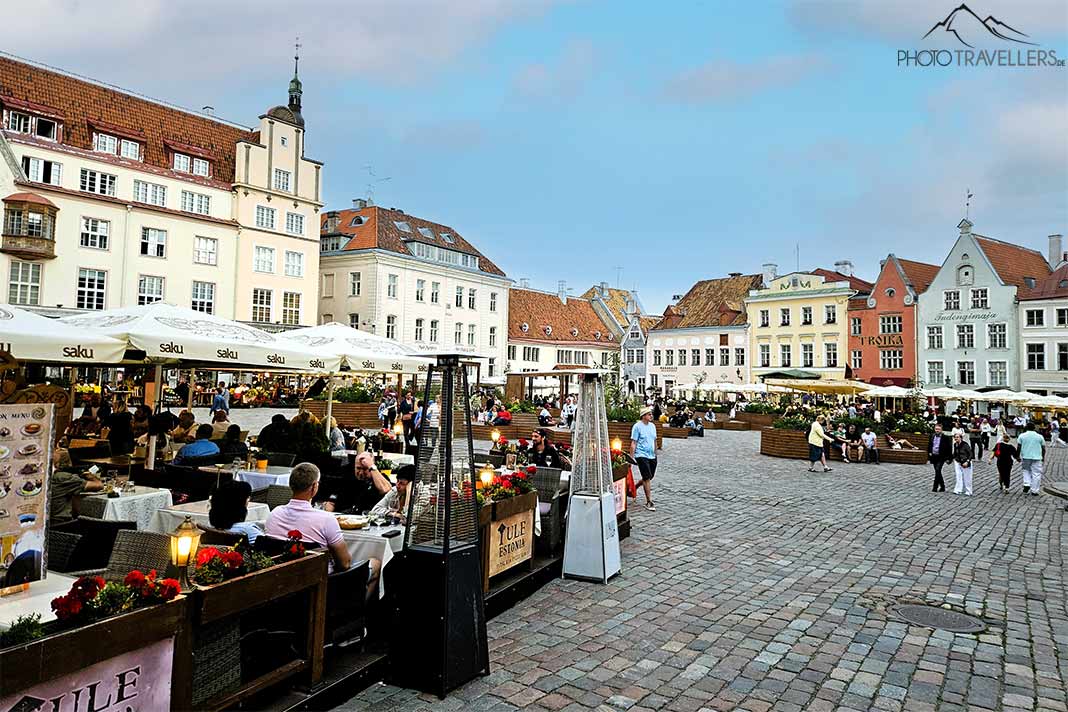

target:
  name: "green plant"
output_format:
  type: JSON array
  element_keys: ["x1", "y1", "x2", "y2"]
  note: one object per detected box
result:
[
  {"x1": 743, "y1": 402, "x2": 785, "y2": 415},
  {"x1": 1, "y1": 613, "x2": 44, "y2": 647},
  {"x1": 511, "y1": 400, "x2": 539, "y2": 414},
  {"x1": 375, "y1": 456, "x2": 395, "y2": 471},
  {"x1": 772, "y1": 415, "x2": 811, "y2": 431},
  {"x1": 892, "y1": 413, "x2": 934, "y2": 434}
]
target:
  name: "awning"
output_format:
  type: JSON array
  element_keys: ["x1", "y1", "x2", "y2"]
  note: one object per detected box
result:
[
  {"x1": 758, "y1": 369, "x2": 822, "y2": 380},
  {"x1": 767, "y1": 378, "x2": 875, "y2": 394},
  {"x1": 865, "y1": 385, "x2": 912, "y2": 397},
  {"x1": 281, "y1": 322, "x2": 431, "y2": 374},
  {"x1": 0, "y1": 305, "x2": 127, "y2": 363}
]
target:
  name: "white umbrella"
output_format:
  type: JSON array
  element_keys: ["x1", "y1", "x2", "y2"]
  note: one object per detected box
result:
[
  {"x1": 0, "y1": 305, "x2": 126, "y2": 363},
  {"x1": 976, "y1": 389, "x2": 1032, "y2": 403},
  {"x1": 923, "y1": 387, "x2": 962, "y2": 399},
  {"x1": 281, "y1": 322, "x2": 431, "y2": 374},
  {"x1": 866, "y1": 385, "x2": 911, "y2": 397}
]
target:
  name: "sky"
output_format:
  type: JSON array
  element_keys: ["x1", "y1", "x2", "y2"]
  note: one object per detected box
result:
[{"x1": 2, "y1": 0, "x2": 1066, "y2": 315}]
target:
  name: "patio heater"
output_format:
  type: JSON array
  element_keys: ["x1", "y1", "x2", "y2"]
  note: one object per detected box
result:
[
  {"x1": 562, "y1": 371, "x2": 621, "y2": 583},
  {"x1": 390, "y1": 354, "x2": 489, "y2": 698}
]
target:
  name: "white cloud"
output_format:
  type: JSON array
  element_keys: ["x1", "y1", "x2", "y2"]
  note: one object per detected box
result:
[
  {"x1": 511, "y1": 39, "x2": 597, "y2": 100},
  {"x1": 659, "y1": 54, "x2": 827, "y2": 104}
]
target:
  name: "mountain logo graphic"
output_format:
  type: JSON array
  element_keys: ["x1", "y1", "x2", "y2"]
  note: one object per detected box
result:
[{"x1": 923, "y1": 3, "x2": 1037, "y2": 48}]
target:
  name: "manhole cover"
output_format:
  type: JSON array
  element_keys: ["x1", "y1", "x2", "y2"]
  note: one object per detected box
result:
[{"x1": 891, "y1": 604, "x2": 986, "y2": 633}]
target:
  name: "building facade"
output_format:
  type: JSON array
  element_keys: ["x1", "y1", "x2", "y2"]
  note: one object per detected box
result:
[
  {"x1": 915, "y1": 219, "x2": 1052, "y2": 392},
  {"x1": 318, "y1": 204, "x2": 510, "y2": 376},
  {"x1": 745, "y1": 264, "x2": 871, "y2": 380},
  {"x1": 647, "y1": 273, "x2": 762, "y2": 395},
  {"x1": 0, "y1": 54, "x2": 323, "y2": 325},
  {"x1": 847, "y1": 255, "x2": 938, "y2": 386},
  {"x1": 1016, "y1": 235, "x2": 1068, "y2": 396},
  {"x1": 580, "y1": 282, "x2": 659, "y2": 395}
]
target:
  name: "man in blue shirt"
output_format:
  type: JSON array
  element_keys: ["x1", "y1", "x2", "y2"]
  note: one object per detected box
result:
[
  {"x1": 630, "y1": 407, "x2": 658, "y2": 511},
  {"x1": 1016, "y1": 423, "x2": 1045, "y2": 496},
  {"x1": 174, "y1": 424, "x2": 221, "y2": 465},
  {"x1": 210, "y1": 386, "x2": 229, "y2": 416}
]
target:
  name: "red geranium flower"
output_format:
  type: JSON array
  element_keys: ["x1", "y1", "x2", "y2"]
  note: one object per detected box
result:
[
  {"x1": 157, "y1": 579, "x2": 181, "y2": 600},
  {"x1": 124, "y1": 570, "x2": 146, "y2": 589},
  {"x1": 196, "y1": 547, "x2": 221, "y2": 566},
  {"x1": 220, "y1": 550, "x2": 244, "y2": 569},
  {"x1": 286, "y1": 529, "x2": 303, "y2": 540},
  {"x1": 518, "y1": 438, "x2": 529, "y2": 448},
  {"x1": 525, "y1": 465, "x2": 537, "y2": 474}
]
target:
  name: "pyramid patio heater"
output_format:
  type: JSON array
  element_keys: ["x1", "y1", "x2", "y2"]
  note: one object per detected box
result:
[
  {"x1": 390, "y1": 354, "x2": 489, "y2": 698},
  {"x1": 562, "y1": 370, "x2": 622, "y2": 583}
]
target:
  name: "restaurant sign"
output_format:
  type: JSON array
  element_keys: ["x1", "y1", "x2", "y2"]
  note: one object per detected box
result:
[
  {"x1": 612, "y1": 477, "x2": 626, "y2": 516},
  {"x1": 0, "y1": 404, "x2": 54, "y2": 591},
  {"x1": 487, "y1": 509, "x2": 533, "y2": 577},
  {"x1": 0, "y1": 637, "x2": 173, "y2": 712},
  {"x1": 856, "y1": 335, "x2": 905, "y2": 347}
]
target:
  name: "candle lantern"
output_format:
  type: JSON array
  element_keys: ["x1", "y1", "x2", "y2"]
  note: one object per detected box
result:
[
  {"x1": 390, "y1": 354, "x2": 489, "y2": 697},
  {"x1": 169, "y1": 516, "x2": 201, "y2": 591},
  {"x1": 562, "y1": 371, "x2": 621, "y2": 583}
]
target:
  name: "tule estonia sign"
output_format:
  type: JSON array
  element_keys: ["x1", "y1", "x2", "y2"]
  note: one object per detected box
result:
[{"x1": 487, "y1": 509, "x2": 533, "y2": 577}]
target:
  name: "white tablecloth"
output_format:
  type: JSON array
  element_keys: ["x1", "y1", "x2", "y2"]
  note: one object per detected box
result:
[
  {"x1": 0, "y1": 573, "x2": 75, "y2": 631},
  {"x1": 146, "y1": 499, "x2": 271, "y2": 534},
  {"x1": 81, "y1": 487, "x2": 173, "y2": 530},
  {"x1": 198, "y1": 466, "x2": 291, "y2": 490},
  {"x1": 339, "y1": 524, "x2": 403, "y2": 598}
]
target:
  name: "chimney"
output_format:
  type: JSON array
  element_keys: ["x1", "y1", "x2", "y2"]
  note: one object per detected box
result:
[
  {"x1": 599, "y1": 281, "x2": 609, "y2": 297},
  {"x1": 519, "y1": 278, "x2": 530, "y2": 289},
  {"x1": 728, "y1": 272, "x2": 742, "y2": 277},
  {"x1": 202, "y1": 105, "x2": 215, "y2": 116},
  {"x1": 323, "y1": 211, "x2": 340, "y2": 233},
  {"x1": 1049, "y1": 234, "x2": 1063, "y2": 267},
  {"x1": 762, "y1": 263, "x2": 777, "y2": 286},
  {"x1": 557, "y1": 280, "x2": 568, "y2": 304},
  {"x1": 353, "y1": 198, "x2": 368, "y2": 210},
  {"x1": 834, "y1": 260, "x2": 854, "y2": 277}
]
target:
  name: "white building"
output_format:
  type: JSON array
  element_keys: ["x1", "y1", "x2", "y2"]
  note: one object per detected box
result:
[
  {"x1": 318, "y1": 203, "x2": 510, "y2": 377},
  {"x1": 580, "y1": 282, "x2": 659, "y2": 395},
  {"x1": 0, "y1": 53, "x2": 323, "y2": 325},
  {"x1": 1017, "y1": 233, "x2": 1068, "y2": 395}
]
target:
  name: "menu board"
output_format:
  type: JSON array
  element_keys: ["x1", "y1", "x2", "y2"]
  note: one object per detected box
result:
[{"x1": 0, "y1": 403, "x2": 54, "y2": 590}]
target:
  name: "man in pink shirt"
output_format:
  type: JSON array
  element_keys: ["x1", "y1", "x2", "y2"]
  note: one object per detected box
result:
[{"x1": 265, "y1": 462, "x2": 352, "y2": 571}]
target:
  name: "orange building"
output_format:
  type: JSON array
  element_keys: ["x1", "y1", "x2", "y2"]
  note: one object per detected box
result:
[{"x1": 848, "y1": 255, "x2": 939, "y2": 386}]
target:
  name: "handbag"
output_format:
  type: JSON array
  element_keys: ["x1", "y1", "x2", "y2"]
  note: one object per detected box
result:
[{"x1": 625, "y1": 469, "x2": 637, "y2": 498}]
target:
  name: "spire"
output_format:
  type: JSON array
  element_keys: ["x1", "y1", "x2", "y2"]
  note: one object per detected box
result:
[{"x1": 288, "y1": 37, "x2": 303, "y2": 115}]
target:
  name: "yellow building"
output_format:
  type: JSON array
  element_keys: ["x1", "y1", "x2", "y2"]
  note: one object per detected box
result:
[{"x1": 744, "y1": 264, "x2": 872, "y2": 380}]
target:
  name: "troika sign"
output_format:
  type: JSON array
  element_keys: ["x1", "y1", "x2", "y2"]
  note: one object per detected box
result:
[{"x1": 856, "y1": 335, "x2": 905, "y2": 347}]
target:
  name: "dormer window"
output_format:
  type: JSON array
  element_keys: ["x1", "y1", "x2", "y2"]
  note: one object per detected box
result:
[
  {"x1": 394, "y1": 221, "x2": 411, "y2": 233},
  {"x1": 173, "y1": 153, "x2": 191, "y2": 172},
  {"x1": 417, "y1": 227, "x2": 434, "y2": 239},
  {"x1": 6, "y1": 111, "x2": 30, "y2": 133},
  {"x1": 440, "y1": 232, "x2": 455, "y2": 244},
  {"x1": 349, "y1": 216, "x2": 363, "y2": 227},
  {"x1": 5, "y1": 109, "x2": 61, "y2": 141},
  {"x1": 192, "y1": 158, "x2": 210, "y2": 177},
  {"x1": 119, "y1": 139, "x2": 141, "y2": 160},
  {"x1": 93, "y1": 132, "x2": 118, "y2": 154}
]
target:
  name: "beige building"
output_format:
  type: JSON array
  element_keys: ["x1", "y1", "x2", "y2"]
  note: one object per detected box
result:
[{"x1": 0, "y1": 54, "x2": 323, "y2": 325}]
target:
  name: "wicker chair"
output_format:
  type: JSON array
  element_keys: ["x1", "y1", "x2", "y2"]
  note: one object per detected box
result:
[
  {"x1": 46, "y1": 530, "x2": 83, "y2": 572},
  {"x1": 196, "y1": 526, "x2": 247, "y2": 547},
  {"x1": 264, "y1": 484, "x2": 294, "y2": 510},
  {"x1": 325, "y1": 559, "x2": 370, "y2": 649},
  {"x1": 248, "y1": 486, "x2": 270, "y2": 504},
  {"x1": 531, "y1": 467, "x2": 565, "y2": 555},
  {"x1": 263, "y1": 452, "x2": 296, "y2": 467},
  {"x1": 51, "y1": 516, "x2": 137, "y2": 571},
  {"x1": 75, "y1": 494, "x2": 107, "y2": 519},
  {"x1": 71, "y1": 530, "x2": 174, "y2": 580}
]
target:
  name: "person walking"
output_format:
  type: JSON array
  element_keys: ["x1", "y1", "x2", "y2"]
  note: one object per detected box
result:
[
  {"x1": 630, "y1": 408, "x2": 659, "y2": 511},
  {"x1": 807, "y1": 415, "x2": 832, "y2": 473},
  {"x1": 928, "y1": 424, "x2": 952, "y2": 492},
  {"x1": 1050, "y1": 417, "x2": 1067, "y2": 448},
  {"x1": 968, "y1": 418, "x2": 985, "y2": 460},
  {"x1": 988, "y1": 434, "x2": 1020, "y2": 493},
  {"x1": 1017, "y1": 423, "x2": 1045, "y2": 496},
  {"x1": 210, "y1": 386, "x2": 229, "y2": 417},
  {"x1": 952, "y1": 432, "x2": 974, "y2": 496}
]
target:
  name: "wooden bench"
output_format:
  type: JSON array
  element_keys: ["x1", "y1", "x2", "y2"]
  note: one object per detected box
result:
[
  {"x1": 723, "y1": 421, "x2": 751, "y2": 431},
  {"x1": 660, "y1": 427, "x2": 689, "y2": 439}
]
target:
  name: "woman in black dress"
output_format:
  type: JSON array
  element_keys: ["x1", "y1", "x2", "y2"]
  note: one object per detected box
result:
[{"x1": 988, "y1": 433, "x2": 1019, "y2": 493}]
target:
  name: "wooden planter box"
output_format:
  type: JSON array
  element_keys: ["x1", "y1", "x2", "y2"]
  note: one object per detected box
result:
[
  {"x1": 737, "y1": 412, "x2": 777, "y2": 428},
  {"x1": 180, "y1": 552, "x2": 329, "y2": 712},
  {"x1": 301, "y1": 400, "x2": 380, "y2": 429},
  {"x1": 478, "y1": 491, "x2": 537, "y2": 592},
  {"x1": 724, "y1": 421, "x2": 751, "y2": 431},
  {"x1": 1, "y1": 597, "x2": 190, "y2": 707},
  {"x1": 759, "y1": 427, "x2": 930, "y2": 465}
]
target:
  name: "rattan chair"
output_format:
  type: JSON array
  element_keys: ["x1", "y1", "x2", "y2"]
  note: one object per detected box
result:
[
  {"x1": 532, "y1": 467, "x2": 565, "y2": 555},
  {"x1": 47, "y1": 530, "x2": 83, "y2": 572},
  {"x1": 196, "y1": 525, "x2": 247, "y2": 547},
  {"x1": 248, "y1": 486, "x2": 270, "y2": 504},
  {"x1": 75, "y1": 494, "x2": 107, "y2": 519},
  {"x1": 263, "y1": 452, "x2": 296, "y2": 467},
  {"x1": 69, "y1": 529, "x2": 175, "y2": 581},
  {"x1": 52, "y1": 516, "x2": 137, "y2": 571},
  {"x1": 264, "y1": 484, "x2": 294, "y2": 510},
  {"x1": 325, "y1": 559, "x2": 370, "y2": 649}
]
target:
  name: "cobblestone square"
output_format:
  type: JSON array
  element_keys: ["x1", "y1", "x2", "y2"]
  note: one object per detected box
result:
[{"x1": 335, "y1": 431, "x2": 1067, "y2": 712}]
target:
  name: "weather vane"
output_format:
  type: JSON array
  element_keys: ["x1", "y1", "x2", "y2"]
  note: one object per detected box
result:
[
  {"x1": 294, "y1": 36, "x2": 301, "y2": 74},
  {"x1": 965, "y1": 188, "x2": 974, "y2": 219}
]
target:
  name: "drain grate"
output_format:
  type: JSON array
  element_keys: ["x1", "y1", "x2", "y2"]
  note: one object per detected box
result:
[{"x1": 891, "y1": 603, "x2": 986, "y2": 633}]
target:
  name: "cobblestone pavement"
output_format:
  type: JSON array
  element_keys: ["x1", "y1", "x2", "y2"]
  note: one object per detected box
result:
[{"x1": 334, "y1": 430, "x2": 1068, "y2": 712}]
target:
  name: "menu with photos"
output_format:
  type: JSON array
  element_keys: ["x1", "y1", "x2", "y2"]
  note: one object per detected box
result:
[{"x1": 0, "y1": 403, "x2": 54, "y2": 590}]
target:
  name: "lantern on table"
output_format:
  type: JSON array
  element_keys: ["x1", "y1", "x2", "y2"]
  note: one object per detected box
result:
[
  {"x1": 390, "y1": 354, "x2": 489, "y2": 697},
  {"x1": 562, "y1": 371, "x2": 621, "y2": 583},
  {"x1": 169, "y1": 516, "x2": 202, "y2": 591}
]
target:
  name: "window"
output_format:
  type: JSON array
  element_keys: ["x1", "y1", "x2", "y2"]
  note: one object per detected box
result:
[
  {"x1": 140, "y1": 227, "x2": 167, "y2": 258},
  {"x1": 194, "y1": 237, "x2": 217, "y2": 265},
  {"x1": 21, "y1": 156, "x2": 62, "y2": 185},
  {"x1": 411, "y1": 318, "x2": 424, "y2": 342},
  {"x1": 989, "y1": 361, "x2": 1007, "y2": 386},
  {"x1": 850, "y1": 317, "x2": 862, "y2": 336},
  {"x1": 280, "y1": 136, "x2": 288, "y2": 148},
  {"x1": 665, "y1": 350, "x2": 674, "y2": 366},
  {"x1": 349, "y1": 272, "x2": 361, "y2": 296},
  {"x1": 281, "y1": 250, "x2": 304, "y2": 277},
  {"x1": 79, "y1": 169, "x2": 116, "y2": 196},
  {"x1": 802, "y1": 343, "x2": 814, "y2": 368},
  {"x1": 988, "y1": 323, "x2": 1007, "y2": 349},
  {"x1": 191, "y1": 281, "x2": 215, "y2": 314},
  {"x1": 958, "y1": 360, "x2": 975, "y2": 385},
  {"x1": 321, "y1": 314, "x2": 333, "y2": 325},
  {"x1": 192, "y1": 158, "x2": 210, "y2": 177},
  {"x1": 653, "y1": 350, "x2": 661, "y2": 366},
  {"x1": 320, "y1": 235, "x2": 342, "y2": 252},
  {"x1": 489, "y1": 326, "x2": 497, "y2": 347},
  {"x1": 8, "y1": 262, "x2": 41, "y2": 306},
  {"x1": 637, "y1": 349, "x2": 645, "y2": 364},
  {"x1": 387, "y1": 274, "x2": 398, "y2": 299},
  {"x1": 455, "y1": 286, "x2": 464, "y2": 307},
  {"x1": 454, "y1": 322, "x2": 463, "y2": 345},
  {"x1": 928, "y1": 361, "x2": 945, "y2": 385},
  {"x1": 431, "y1": 282, "x2": 440, "y2": 304},
  {"x1": 253, "y1": 246, "x2": 274, "y2": 273},
  {"x1": 944, "y1": 290, "x2": 960, "y2": 311},
  {"x1": 251, "y1": 289, "x2": 272, "y2": 322},
  {"x1": 119, "y1": 139, "x2": 141, "y2": 160},
  {"x1": 1058, "y1": 308, "x2": 1068, "y2": 327},
  {"x1": 468, "y1": 288, "x2": 476, "y2": 310},
  {"x1": 678, "y1": 349, "x2": 686, "y2": 366},
  {"x1": 349, "y1": 314, "x2": 360, "y2": 329},
  {"x1": 780, "y1": 344, "x2": 791, "y2": 367},
  {"x1": 719, "y1": 348, "x2": 729, "y2": 366},
  {"x1": 956, "y1": 324, "x2": 974, "y2": 349},
  {"x1": 957, "y1": 265, "x2": 973, "y2": 286},
  {"x1": 255, "y1": 205, "x2": 276, "y2": 230},
  {"x1": 927, "y1": 326, "x2": 943, "y2": 350},
  {"x1": 273, "y1": 169, "x2": 291, "y2": 192},
  {"x1": 735, "y1": 347, "x2": 745, "y2": 366},
  {"x1": 1060, "y1": 345, "x2": 1068, "y2": 371},
  {"x1": 415, "y1": 279, "x2": 426, "y2": 301},
  {"x1": 759, "y1": 309, "x2": 769, "y2": 328},
  {"x1": 1026, "y1": 309, "x2": 1045, "y2": 327},
  {"x1": 488, "y1": 358, "x2": 496, "y2": 378},
  {"x1": 137, "y1": 275, "x2": 164, "y2": 305},
  {"x1": 508, "y1": 345, "x2": 516, "y2": 360},
  {"x1": 93, "y1": 133, "x2": 118, "y2": 154},
  {"x1": 490, "y1": 292, "x2": 498, "y2": 312},
  {"x1": 285, "y1": 212, "x2": 304, "y2": 236},
  {"x1": 970, "y1": 288, "x2": 988, "y2": 309},
  {"x1": 759, "y1": 344, "x2": 770, "y2": 368},
  {"x1": 1027, "y1": 344, "x2": 1045, "y2": 370},
  {"x1": 626, "y1": 349, "x2": 634, "y2": 364},
  {"x1": 77, "y1": 268, "x2": 106, "y2": 310},
  {"x1": 879, "y1": 315, "x2": 902, "y2": 334},
  {"x1": 134, "y1": 180, "x2": 167, "y2": 207},
  {"x1": 80, "y1": 218, "x2": 109, "y2": 250},
  {"x1": 824, "y1": 305, "x2": 837, "y2": 324},
  {"x1": 180, "y1": 190, "x2": 210, "y2": 215},
  {"x1": 282, "y1": 292, "x2": 301, "y2": 325},
  {"x1": 825, "y1": 343, "x2": 838, "y2": 367},
  {"x1": 879, "y1": 350, "x2": 903, "y2": 370},
  {"x1": 173, "y1": 153, "x2": 191, "y2": 172},
  {"x1": 6, "y1": 111, "x2": 30, "y2": 133},
  {"x1": 468, "y1": 324, "x2": 476, "y2": 346},
  {"x1": 650, "y1": 375, "x2": 658, "y2": 388},
  {"x1": 851, "y1": 350, "x2": 862, "y2": 370},
  {"x1": 705, "y1": 348, "x2": 714, "y2": 366},
  {"x1": 321, "y1": 273, "x2": 334, "y2": 298},
  {"x1": 523, "y1": 346, "x2": 540, "y2": 361},
  {"x1": 780, "y1": 308, "x2": 790, "y2": 326},
  {"x1": 801, "y1": 306, "x2": 812, "y2": 325}
]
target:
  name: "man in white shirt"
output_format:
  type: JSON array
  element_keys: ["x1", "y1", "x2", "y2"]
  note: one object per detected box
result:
[{"x1": 860, "y1": 427, "x2": 879, "y2": 464}]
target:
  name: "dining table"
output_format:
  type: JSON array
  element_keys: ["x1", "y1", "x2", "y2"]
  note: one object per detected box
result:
[
  {"x1": 197, "y1": 465, "x2": 292, "y2": 490},
  {"x1": 77, "y1": 486, "x2": 173, "y2": 531},
  {"x1": 336, "y1": 522, "x2": 404, "y2": 598},
  {"x1": 146, "y1": 498, "x2": 271, "y2": 534},
  {"x1": 0, "y1": 573, "x2": 75, "y2": 631}
]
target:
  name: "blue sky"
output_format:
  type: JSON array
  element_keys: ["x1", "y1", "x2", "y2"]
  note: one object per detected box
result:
[{"x1": 4, "y1": 0, "x2": 1066, "y2": 314}]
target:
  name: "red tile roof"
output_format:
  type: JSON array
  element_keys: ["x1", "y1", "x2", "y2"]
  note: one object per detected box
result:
[
  {"x1": 975, "y1": 235, "x2": 1051, "y2": 290},
  {"x1": 0, "y1": 54, "x2": 256, "y2": 183},
  {"x1": 1019, "y1": 263, "x2": 1068, "y2": 301},
  {"x1": 809, "y1": 268, "x2": 874, "y2": 293},
  {"x1": 896, "y1": 257, "x2": 940, "y2": 294},
  {"x1": 320, "y1": 206, "x2": 506, "y2": 277},
  {"x1": 652, "y1": 274, "x2": 763, "y2": 330},
  {"x1": 2, "y1": 191, "x2": 55, "y2": 208},
  {"x1": 508, "y1": 288, "x2": 616, "y2": 345}
]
